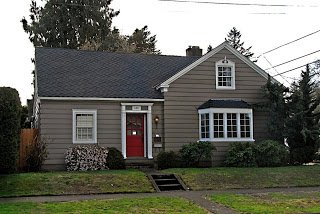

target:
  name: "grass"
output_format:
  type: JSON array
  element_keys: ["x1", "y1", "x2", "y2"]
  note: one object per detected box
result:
[
  {"x1": 0, "y1": 169, "x2": 154, "y2": 197},
  {"x1": 0, "y1": 197, "x2": 208, "y2": 214},
  {"x1": 164, "y1": 165, "x2": 320, "y2": 190},
  {"x1": 210, "y1": 192, "x2": 320, "y2": 213}
]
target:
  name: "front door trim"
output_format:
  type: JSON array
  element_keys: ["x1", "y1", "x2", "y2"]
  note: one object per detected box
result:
[{"x1": 121, "y1": 103, "x2": 153, "y2": 159}]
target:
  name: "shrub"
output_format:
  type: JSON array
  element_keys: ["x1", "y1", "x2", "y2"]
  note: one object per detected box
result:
[
  {"x1": 314, "y1": 151, "x2": 320, "y2": 163},
  {"x1": 65, "y1": 145, "x2": 108, "y2": 171},
  {"x1": 290, "y1": 146, "x2": 315, "y2": 165},
  {"x1": 156, "y1": 151, "x2": 180, "y2": 169},
  {"x1": 255, "y1": 140, "x2": 289, "y2": 167},
  {"x1": 106, "y1": 147, "x2": 125, "y2": 169},
  {"x1": 0, "y1": 87, "x2": 21, "y2": 174},
  {"x1": 179, "y1": 141, "x2": 216, "y2": 167},
  {"x1": 26, "y1": 136, "x2": 48, "y2": 172},
  {"x1": 225, "y1": 142, "x2": 257, "y2": 167}
]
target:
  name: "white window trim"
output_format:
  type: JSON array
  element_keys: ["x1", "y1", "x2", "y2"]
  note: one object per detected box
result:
[
  {"x1": 215, "y1": 59, "x2": 235, "y2": 90},
  {"x1": 199, "y1": 113, "x2": 210, "y2": 141},
  {"x1": 72, "y1": 109, "x2": 97, "y2": 144},
  {"x1": 198, "y1": 108, "x2": 254, "y2": 142}
]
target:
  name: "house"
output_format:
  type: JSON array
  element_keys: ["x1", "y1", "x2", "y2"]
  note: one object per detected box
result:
[{"x1": 33, "y1": 41, "x2": 272, "y2": 170}]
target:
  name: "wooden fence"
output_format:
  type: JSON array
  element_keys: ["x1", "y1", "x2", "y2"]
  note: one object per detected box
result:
[{"x1": 19, "y1": 128, "x2": 38, "y2": 171}]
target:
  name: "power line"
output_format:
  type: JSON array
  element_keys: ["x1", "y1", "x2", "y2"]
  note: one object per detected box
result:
[
  {"x1": 281, "y1": 75, "x2": 297, "y2": 81},
  {"x1": 159, "y1": 0, "x2": 318, "y2": 7},
  {"x1": 249, "y1": 13, "x2": 286, "y2": 15},
  {"x1": 265, "y1": 49, "x2": 320, "y2": 70},
  {"x1": 258, "y1": 29, "x2": 320, "y2": 57},
  {"x1": 272, "y1": 60, "x2": 320, "y2": 77},
  {"x1": 262, "y1": 55, "x2": 290, "y2": 84}
]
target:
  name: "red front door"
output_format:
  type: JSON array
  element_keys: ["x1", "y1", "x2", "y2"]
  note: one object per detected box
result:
[{"x1": 126, "y1": 114, "x2": 144, "y2": 157}]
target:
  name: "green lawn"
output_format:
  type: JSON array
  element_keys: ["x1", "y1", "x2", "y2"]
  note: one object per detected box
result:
[
  {"x1": 164, "y1": 165, "x2": 320, "y2": 190},
  {"x1": 210, "y1": 192, "x2": 320, "y2": 213},
  {"x1": 0, "y1": 169, "x2": 154, "y2": 197},
  {"x1": 0, "y1": 197, "x2": 207, "y2": 214}
]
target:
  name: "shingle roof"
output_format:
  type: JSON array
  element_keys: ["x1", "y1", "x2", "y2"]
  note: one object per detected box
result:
[
  {"x1": 35, "y1": 48, "x2": 200, "y2": 99},
  {"x1": 198, "y1": 99, "x2": 251, "y2": 109}
]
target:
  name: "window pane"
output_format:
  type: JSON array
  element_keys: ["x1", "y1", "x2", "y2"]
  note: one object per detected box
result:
[
  {"x1": 227, "y1": 113, "x2": 237, "y2": 138},
  {"x1": 77, "y1": 127, "x2": 93, "y2": 140},
  {"x1": 200, "y1": 113, "x2": 210, "y2": 138},
  {"x1": 213, "y1": 113, "x2": 224, "y2": 138},
  {"x1": 76, "y1": 114, "x2": 93, "y2": 127},
  {"x1": 217, "y1": 65, "x2": 233, "y2": 88},
  {"x1": 240, "y1": 113, "x2": 251, "y2": 138},
  {"x1": 76, "y1": 113, "x2": 94, "y2": 141}
]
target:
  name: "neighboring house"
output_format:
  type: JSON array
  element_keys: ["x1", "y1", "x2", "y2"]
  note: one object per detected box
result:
[{"x1": 33, "y1": 41, "x2": 272, "y2": 170}]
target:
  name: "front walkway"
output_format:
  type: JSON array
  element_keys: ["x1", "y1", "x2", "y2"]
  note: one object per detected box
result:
[{"x1": 1, "y1": 186, "x2": 320, "y2": 214}]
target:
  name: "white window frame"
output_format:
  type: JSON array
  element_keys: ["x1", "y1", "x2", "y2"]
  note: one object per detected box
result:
[
  {"x1": 199, "y1": 113, "x2": 210, "y2": 140},
  {"x1": 198, "y1": 108, "x2": 254, "y2": 142},
  {"x1": 72, "y1": 109, "x2": 97, "y2": 144},
  {"x1": 215, "y1": 59, "x2": 235, "y2": 90}
]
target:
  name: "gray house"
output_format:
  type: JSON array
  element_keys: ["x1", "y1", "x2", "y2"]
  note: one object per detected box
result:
[{"x1": 33, "y1": 41, "x2": 271, "y2": 170}]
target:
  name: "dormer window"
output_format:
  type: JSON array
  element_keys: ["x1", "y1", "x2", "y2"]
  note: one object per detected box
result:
[{"x1": 216, "y1": 57, "x2": 235, "y2": 90}]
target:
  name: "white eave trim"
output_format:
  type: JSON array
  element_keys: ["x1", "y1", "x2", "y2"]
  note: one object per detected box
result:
[
  {"x1": 38, "y1": 97, "x2": 165, "y2": 102},
  {"x1": 156, "y1": 41, "x2": 278, "y2": 90}
]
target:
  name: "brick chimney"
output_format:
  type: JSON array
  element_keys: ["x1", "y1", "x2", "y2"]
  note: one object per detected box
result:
[{"x1": 186, "y1": 46, "x2": 202, "y2": 57}]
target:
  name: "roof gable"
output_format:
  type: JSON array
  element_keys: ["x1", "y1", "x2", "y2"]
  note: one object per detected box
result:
[{"x1": 157, "y1": 41, "x2": 275, "y2": 90}]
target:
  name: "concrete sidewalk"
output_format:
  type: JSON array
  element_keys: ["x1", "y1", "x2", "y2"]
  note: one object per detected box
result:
[{"x1": 1, "y1": 186, "x2": 320, "y2": 214}]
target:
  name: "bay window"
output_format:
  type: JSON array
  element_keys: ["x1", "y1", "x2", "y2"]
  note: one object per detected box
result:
[{"x1": 199, "y1": 108, "x2": 253, "y2": 142}]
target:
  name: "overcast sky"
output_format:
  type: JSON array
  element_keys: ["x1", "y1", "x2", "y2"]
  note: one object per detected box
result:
[{"x1": 1, "y1": 0, "x2": 319, "y2": 105}]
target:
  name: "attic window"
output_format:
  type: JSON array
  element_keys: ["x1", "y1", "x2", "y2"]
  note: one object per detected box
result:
[{"x1": 216, "y1": 57, "x2": 235, "y2": 90}]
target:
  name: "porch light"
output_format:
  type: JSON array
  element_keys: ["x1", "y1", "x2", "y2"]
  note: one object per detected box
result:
[{"x1": 154, "y1": 116, "x2": 159, "y2": 125}]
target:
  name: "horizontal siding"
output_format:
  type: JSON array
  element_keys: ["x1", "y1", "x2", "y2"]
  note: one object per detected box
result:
[
  {"x1": 40, "y1": 100, "x2": 164, "y2": 169},
  {"x1": 165, "y1": 94, "x2": 266, "y2": 101},
  {"x1": 152, "y1": 103, "x2": 164, "y2": 157},
  {"x1": 164, "y1": 47, "x2": 269, "y2": 165}
]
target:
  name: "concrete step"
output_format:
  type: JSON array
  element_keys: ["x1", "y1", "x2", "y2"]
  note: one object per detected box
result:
[
  {"x1": 149, "y1": 174, "x2": 186, "y2": 191},
  {"x1": 125, "y1": 158, "x2": 154, "y2": 168}
]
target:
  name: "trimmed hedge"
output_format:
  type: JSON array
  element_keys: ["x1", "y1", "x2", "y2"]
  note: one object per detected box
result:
[
  {"x1": 65, "y1": 145, "x2": 108, "y2": 171},
  {"x1": 180, "y1": 141, "x2": 216, "y2": 167},
  {"x1": 225, "y1": 142, "x2": 257, "y2": 167},
  {"x1": 255, "y1": 140, "x2": 289, "y2": 167},
  {"x1": 106, "y1": 147, "x2": 125, "y2": 169},
  {"x1": 0, "y1": 87, "x2": 21, "y2": 174},
  {"x1": 225, "y1": 140, "x2": 289, "y2": 167},
  {"x1": 156, "y1": 151, "x2": 180, "y2": 169}
]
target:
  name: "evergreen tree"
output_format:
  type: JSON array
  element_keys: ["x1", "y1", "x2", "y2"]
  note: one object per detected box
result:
[
  {"x1": 207, "y1": 44, "x2": 213, "y2": 53},
  {"x1": 127, "y1": 26, "x2": 161, "y2": 54},
  {"x1": 262, "y1": 75, "x2": 289, "y2": 143},
  {"x1": 225, "y1": 27, "x2": 256, "y2": 61},
  {"x1": 21, "y1": 0, "x2": 119, "y2": 49},
  {"x1": 286, "y1": 65, "x2": 320, "y2": 164},
  {"x1": 22, "y1": 1, "x2": 161, "y2": 54},
  {"x1": 79, "y1": 26, "x2": 160, "y2": 54}
]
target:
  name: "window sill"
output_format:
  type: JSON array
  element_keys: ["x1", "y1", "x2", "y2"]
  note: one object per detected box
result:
[
  {"x1": 215, "y1": 87, "x2": 236, "y2": 90},
  {"x1": 199, "y1": 138, "x2": 255, "y2": 142},
  {"x1": 73, "y1": 141, "x2": 97, "y2": 144}
]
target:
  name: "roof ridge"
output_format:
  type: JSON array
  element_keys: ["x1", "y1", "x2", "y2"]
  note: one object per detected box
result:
[{"x1": 35, "y1": 46, "x2": 202, "y2": 59}]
